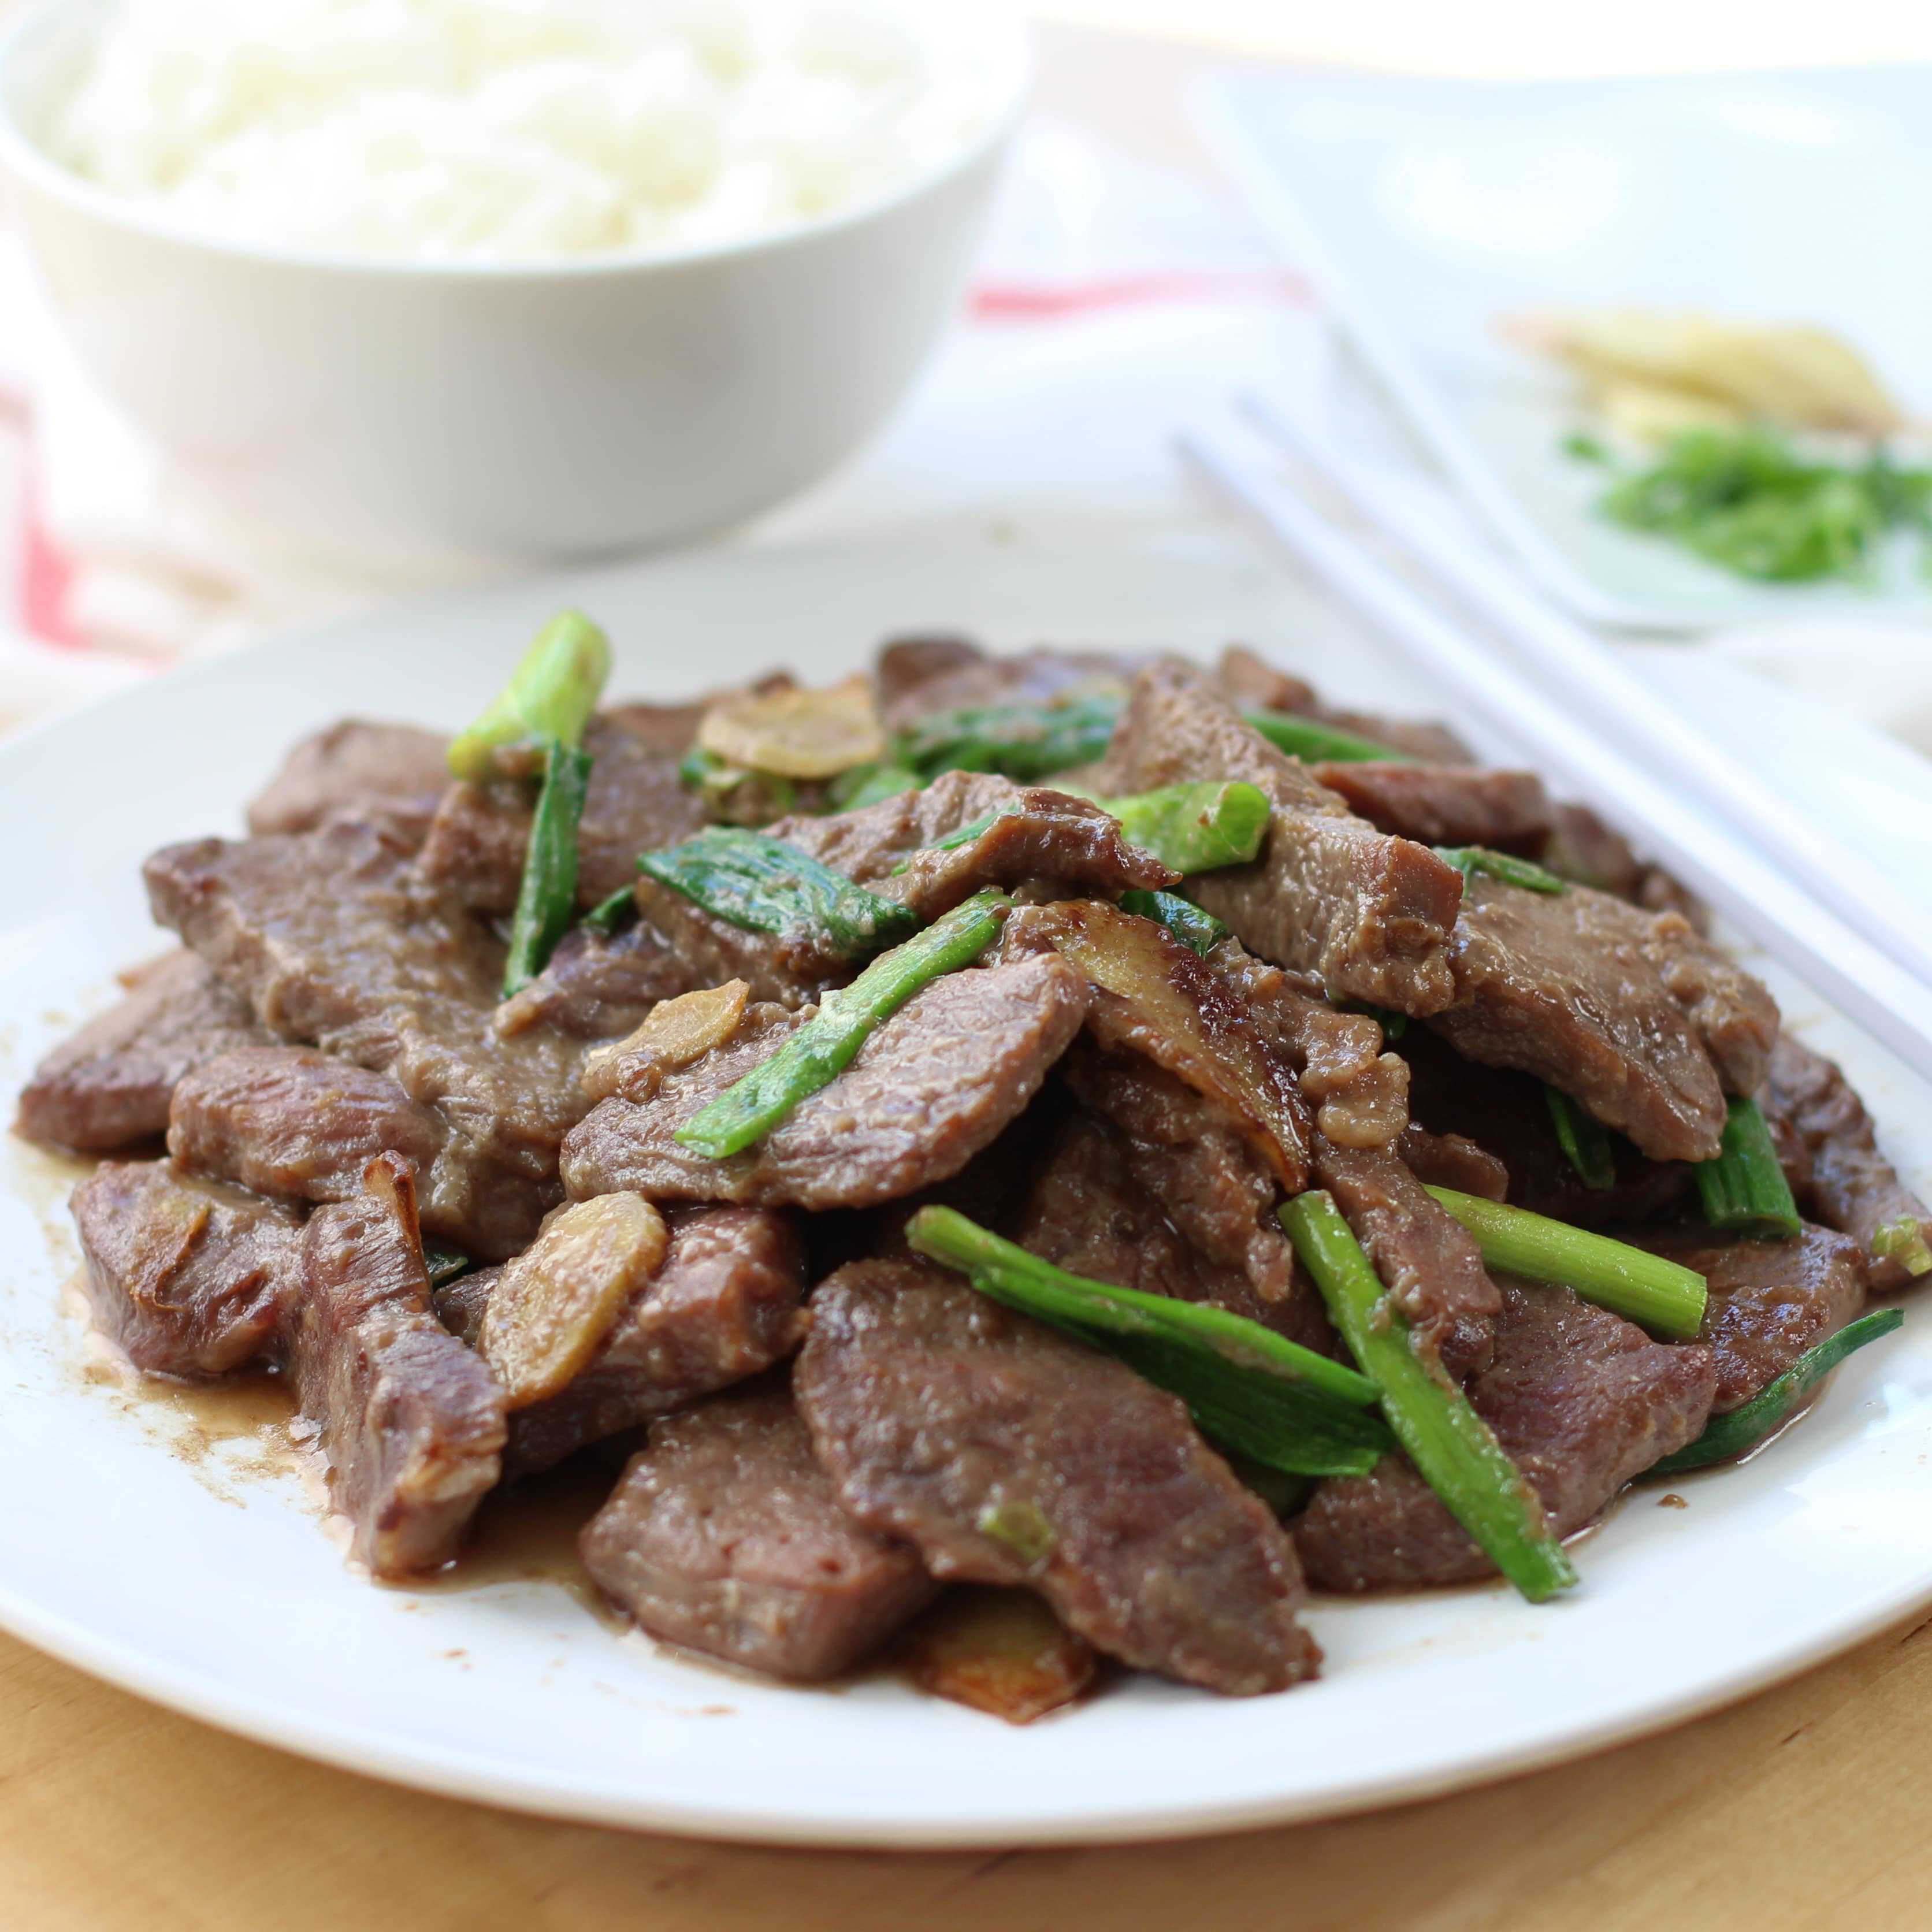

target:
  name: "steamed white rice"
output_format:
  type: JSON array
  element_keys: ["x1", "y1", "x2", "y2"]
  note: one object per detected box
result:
[{"x1": 46, "y1": 0, "x2": 1016, "y2": 261}]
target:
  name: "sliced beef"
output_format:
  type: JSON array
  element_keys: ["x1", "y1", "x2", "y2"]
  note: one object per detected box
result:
[
  {"x1": 1095, "y1": 662, "x2": 1465, "y2": 1014},
  {"x1": 246, "y1": 720, "x2": 452, "y2": 837},
  {"x1": 1309, "y1": 763, "x2": 1552, "y2": 854},
  {"x1": 581, "y1": 1382, "x2": 937, "y2": 1680},
  {"x1": 1297, "y1": 1277, "x2": 1716, "y2": 1591},
  {"x1": 168, "y1": 1046, "x2": 447, "y2": 1205},
  {"x1": 491, "y1": 919, "x2": 694, "y2": 1042},
  {"x1": 1429, "y1": 874, "x2": 1778, "y2": 1164},
  {"x1": 467, "y1": 1205, "x2": 808, "y2": 1473},
  {"x1": 767, "y1": 770, "x2": 1179, "y2": 919},
  {"x1": 1401, "y1": 1028, "x2": 1693, "y2": 1228},
  {"x1": 1210, "y1": 943, "x2": 1407, "y2": 1151},
  {"x1": 1315, "y1": 1136, "x2": 1502, "y2": 1377},
  {"x1": 1541, "y1": 802, "x2": 1707, "y2": 930},
  {"x1": 797, "y1": 1261, "x2": 1318, "y2": 1695},
  {"x1": 1763, "y1": 1034, "x2": 1932, "y2": 1292},
  {"x1": 71, "y1": 1158, "x2": 298, "y2": 1377},
  {"x1": 1395, "y1": 1125, "x2": 1511, "y2": 1202},
  {"x1": 1637, "y1": 1223, "x2": 1866, "y2": 1412},
  {"x1": 1207, "y1": 942, "x2": 1500, "y2": 1374},
  {"x1": 416, "y1": 715, "x2": 707, "y2": 916},
  {"x1": 562, "y1": 957, "x2": 1088, "y2": 1211},
  {"x1": 1020, "y1": 1109, "x2": 1335, "y2": 1347},
  {"x1": 17, "y1": 950, "x2": 272, "y2": 1153},
  {"x1": 629, "y1": 881, "x2": 844, "y2": 1013},
  {"x1": 875, "y1": 637, "x2": 1144, "y2": 733},
  {"x1": 1061, "y1": 1050, "x2": 1331, "y2": 1355},
  {"x1": 289, "y1": 1153, "x2": 506, "y2": 1576},
  {"x1": 1216, "y1": 645, "x2": 1475, "y2": 766},
  {"x1": 145, "y1": 815, "x2": 590, "y2": 1259}
]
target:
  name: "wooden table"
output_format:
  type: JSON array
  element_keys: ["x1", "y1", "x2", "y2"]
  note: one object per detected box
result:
[{"x1": 10, "y1": 28, "x2": 1932, "y2": 1931}]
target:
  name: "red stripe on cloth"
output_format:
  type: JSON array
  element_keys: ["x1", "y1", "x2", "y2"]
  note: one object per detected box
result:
[
  {"x1": 968, "y1": 268, "x2": 1314, "y2": 320},
  {"x1": 21, "y1": 488, "x2": 80, "y2": 647}
]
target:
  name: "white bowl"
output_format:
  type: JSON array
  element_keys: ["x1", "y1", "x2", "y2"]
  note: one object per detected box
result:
[{"x1": 0, "y1": 0, "x2": 1027, "y2": 564}]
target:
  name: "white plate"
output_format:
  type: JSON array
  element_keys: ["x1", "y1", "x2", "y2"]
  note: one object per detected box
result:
[
  {"x1": 3, "y1": 517, "x2": 1931, "y2": 1848},
  {"x1": 1197, "y1": 66, "x2": 1932, "y2": 631}
]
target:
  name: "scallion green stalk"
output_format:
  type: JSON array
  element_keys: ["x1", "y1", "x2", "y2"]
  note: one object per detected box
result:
[
  {"x1": 501, "y1": 741, "x2": 592, "y2": 998},
  {"x1": 1649, "y1": 1309, "x2": 1904, "y2": 1474},
  {"x1": 675, "y1": 890, "x2": 1010, "y2": 1158},
  {"x1": 1280, "y1": 1191, "x2": 1577, "y2": 1603},
  {"x1": 1435, "y1": 846, "x2": 1570, "y2": 895},
  {"x1": 1546, "y1": 1086, "x2": 1617, "y2": 1190},
  {"x1": 1695, "y1": 1095, "x2": 1803, "y2": 1239},
  {"x1": 638, "y1": 826, "x2": 917, "y2": 961},
  {"x1": 905, "y1": 1205, "x2": 1389, "y2": 1477},
  {"x1": 1422, "y1": 1186, "x2": 1707, "y2": 1339},
  {"x1": 1245, "y1": 709, "x2": 1407, "y2": 763},
  {"x1": 1095, "y1": 781, "x2": 1270, "y2": 874},
  {"x1": 1117, "y1": 889, "x2": 1230, "y2": 957}
]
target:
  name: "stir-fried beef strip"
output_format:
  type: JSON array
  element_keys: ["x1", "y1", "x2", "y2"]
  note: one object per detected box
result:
[
  {"x1": 418, "y1": 715, "x2": 708, "y2": 917},
  {"x1": 797, "y1": 1261, "x2": 1319, "y2": 1694},
  {"x1": 1020, "y1": 1109, "x2": 1335, "y2": 1347},
  {"x1": 767, "y1": 771, "x2": 1180, "y2": 918},
  {"x1": 1058, "y1": 1049, "x2": 1330, "y2": 1355},
  {"x1": 1394, "y1": 1125, "x2": 1511, "y2": 1202},
  {"x1": 1762, "y1": 1034, "x2": 1932, "y2": 1291},
  {"x1": 491, "y1": 921, "x2": 696, "y2": 1042},
  {"x1": 246, "y1": 720, "x2": 454, "y2": 838},
  {"x1": 1206, "y1": 943, "x2": 1407, "y2": 1150},
  {"x1": 16, "y1": 950, "x2": 273, "y2": 1153},
  {"x1": 289, "y1": 1154, "x2": 506, "y2": 1576},
  {"x1": 1428, "y1": 873, "x2": 1778, "y2": 1164},
  {"x1": 582, "y1": 1381, "x2": 939, "y2": 1680},
  {"x1": 1214, "y1": 645, "x2": 1476, "y2": 766},
  {"x1": 1541, "y1": 802, "x2": 1707, "y2": 930},
  {"x1": 72, "y1": 1159, "x2": 299, "y2": 1377},
  {"x1": 1296, "y1": 1277, "x2": 1716, "y2": 1591},
  {"x1": 1400, "y1": 1030, "x2": 1693, "y2": 1227},
  {"x1": 168, "y1": 1046, "x2": 447, "y2": 1205},
  {"x1": 1309, "y1": 764, "x2": 1553, "y2": 854},
  {"x1": 875, "y1": 636, "x2": 1146, "y2": 732},
  {"x1": 562, "y1": 957, "x2": 1089, "y2": 1210},
  {"x1": 1636, "y1": 1223, "x2": 1866, "y2": 1412},
  {"x1": 1208, "y1": 942, "x2": 1502, "y2": 1374},
  {"x1": 455, "y1": 1204, "x2": 807, "y2": 1474},
  {"x1": 144, "y1": 815, "x2": 590, "y2": 1259},
  {"x1": 1095, "y1": 662, "x2": 1465, "y2": 1013}
]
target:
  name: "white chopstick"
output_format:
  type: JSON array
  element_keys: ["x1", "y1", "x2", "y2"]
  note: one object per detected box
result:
[
  {"x1": 1241, "y1": 389, "x2": 1932, "y2": 1004},
  {"x1": 1176, "y1": 413, "x2": 1932, "y2": 1091}
]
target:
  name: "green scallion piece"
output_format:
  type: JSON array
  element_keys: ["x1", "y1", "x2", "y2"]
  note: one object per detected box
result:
[
  {"x1": 1117, "y1": 889, "x2": 1230, "y2": 957},
  {"x1": 829, "y1": 760, "x2": 924, "y2": 809},
  {"x1": 1873, "y1": 1216, "x2": 1932, "y2": 1280},
  {"x1": 1095, "y1": 780, "x2": 1270, "y2": 874},
  {"x1": 896, "y1": 693, "x2": 1124, "y2": 782},
  {"x1": 582, "y1": 885, "x2": 637, "y2": 937},
  {"x1": 1546, "y1": 1086, "x2": 1617, "y2": 1191},
  {"x1": 905, "y1": 1204, "x2": 1391, "y2": 1477},
  {"x1": 1280, "y1": 1191, "x2": 1577, "y2": 1602},
  {"x1": 638, "y1": 826, "x2": 917, "y2": 963},
  {"x1": 675, "y1": 890, "x2": 1011, "y2": 1158},
  {"x1": 422, "y1": 1244, "x2": 473, "y2": 1290},
  {"x1": 501, "y1": 741, "x2": 592, "y2": 998},
  {"x1": 1649, "y1": 1308, "x2": 1905, "y2": 1474},
  {"x1": 1244, "y1": 709, "x2": 1409, "y2": 764},
  {"x1": 1435, "y1": 846, "x2": 1570, "y2": 895},
  {"x1": 1423, "y1": 1185, "x2": 1707, "y2": 1339},
  {"x1": 447, "y1": 611, "x2": 611, "y2": 783},
  {"x1": 1695, "y1": 1095, "x2": 1803, "y2": 1239},
  {"x1": 448, "y1": 612, "x2": 614, "y2": 997}
]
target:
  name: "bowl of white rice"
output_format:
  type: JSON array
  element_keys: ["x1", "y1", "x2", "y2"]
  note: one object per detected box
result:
[{"x1": 0, "y1": 0, "x2": 1027, "y2": 560}]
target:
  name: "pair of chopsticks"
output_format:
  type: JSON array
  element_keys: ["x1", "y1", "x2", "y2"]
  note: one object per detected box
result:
[{"x1": 1177, "y1": 403, "x2": 1932, "y2": 1090}]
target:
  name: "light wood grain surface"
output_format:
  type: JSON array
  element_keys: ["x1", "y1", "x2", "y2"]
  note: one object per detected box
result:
[{"x1": 10, "y1": 28, "x2": 1932, "y2": 1931}]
